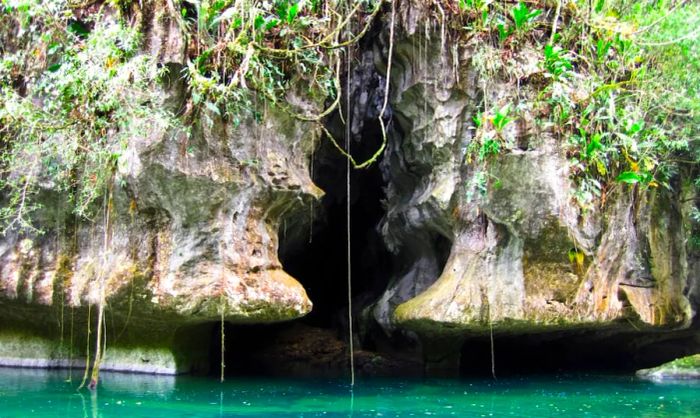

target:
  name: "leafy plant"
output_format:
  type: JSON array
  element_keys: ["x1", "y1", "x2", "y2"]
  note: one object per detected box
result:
[
  {"x1": 459, "y1": 0, "x2": 491, "y2": 30},
  {"x1": 491, "y1": 104, "x2": 514, "y2": 133},
  {"x1": 511, "y1": 1, "x2": 541, "y2": 33},
  {"x1": 543, "y1": 44, "x2": 573, "y2": 80},
  {"x1": 276, "y1": 0, "x2": 303, "y2": 24},
  {"x1": 0, "y1": 8, "x2": 179, "y2": 233},
  {"x1": 479, "y1": 138, "x2": 501, "y2": 161},
  {"x1": 466, "y1": 170, "x2": 501, "y2": 202},
  {"x1": 595, "y1": 37, "x2": 612, "y2": 63},
  {"x1": 567, "y1": 248, "x2": 585, "y2": 269},
  {"x1": 497, "y1": 22, "x2": 513, "y2": 43},
  {"x1": 615, "y1": 171, "x2": 654, "y2": 185}
]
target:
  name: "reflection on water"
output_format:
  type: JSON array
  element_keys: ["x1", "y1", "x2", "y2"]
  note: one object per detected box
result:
[
  {"x1": 0, "y1": 367, "x2": 176, "y2": 395},
  {"x1": 100, "y1": 370, "x2": 176, "y2": 396},
  {"x1": 0, "y1": 367, "x2": 698, "y2": 417}
]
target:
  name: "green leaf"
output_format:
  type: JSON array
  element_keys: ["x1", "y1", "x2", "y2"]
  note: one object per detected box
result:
[
  {"x1": 596, "y1": 38, "x2": 612, "y2": 62},
  {"x1": 265, "y1": 17, "x2": 281, "y2": 31},
  {"x1": 627, "y1": 121, "x2": 644, "y2": 135},
  {"x1": 512, "y1": 2, "x2": 541, "y2": 30},
  {"x1": 459, "y1": 0, "x2": 474, "y2": 10},
  {"x1": 192, "y1": 91, "x2": 202, "y2": 105},
  {"x1": 288, "y1": 2, "x2": 301, "y2": 23},
  {"x1": 595, "y1": 0, "x2": 605, "y2": 13},
  {"x1": 254, "y1": 14, "x2": 265, "y2": 30},
  {"x1": 585, "y1": 134, "x2": 603, "y2": 157},
  {"x1": 472, "y1": 112, "x2": 482, "y2": 128},
  {"x1": 497, "y1": 23, "x2": 512, "y2": 43},
  {"x1": 616, "y1": 171, "x2": 641, "y2": 184}
]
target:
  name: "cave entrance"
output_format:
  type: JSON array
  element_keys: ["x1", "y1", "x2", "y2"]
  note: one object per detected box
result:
[
  {"x1": 208, "y1": 89, "x2": 397, "y2": 378},
  {"x1": 279, "y1": 111, "x2": 393, "y2": 330},
  {"x1": 207, "y1": 151, "x2": 392, "y2": 378}
]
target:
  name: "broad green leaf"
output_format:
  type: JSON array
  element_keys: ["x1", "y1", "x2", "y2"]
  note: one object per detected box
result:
[{"x1": 616, "y1": 171, "x2": 641, "y2": 184}]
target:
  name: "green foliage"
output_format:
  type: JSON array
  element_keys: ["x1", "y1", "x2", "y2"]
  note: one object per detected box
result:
[
  {"x1": 511, "y1": 2, "x2": 541, "y2": 33},
  {"x1": 542, "y1": 44, "x2": 573, "y2": 80},
  {"x1": 466, "y1": 103, "x2": 516, "y2": 164},
  {"x1": 466, "y1": 170, "x2": 501, "y2": 202},
  {"x1": 478, "y1": 138, "x2": 501, "y2": 161},
  {"x1": 182, "y1": 0, "x2": 379, "y2": 121},
  {"x1": 456, "y1": 0, "x2": 698, "y2": 213},
  {"x1": 458, "y1": 0, "x2": 490, "y2": 31},
  {"x1": 491, "y1": 104, "x2": 513, "y2": 134},
  {"x1": 0, "y1": 4, "x2": 178, "y2": 233},
  {"x1": 540, "y1": 0, "x2": 699, "y2": 209},
  {"x1": 497, "y1": 22, "x2": 512, "y2": 44},
  {"x1": 1, "y1": 0, "x2": 698, "y2": 232},
  {"x1": 0, "y1": 0, "x2": 384, "y2": 233}
]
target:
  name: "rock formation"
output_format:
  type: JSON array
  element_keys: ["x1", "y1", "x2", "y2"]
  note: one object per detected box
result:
[{"x1": 0, "y1": 0, "x2": 697, "y2": 376}]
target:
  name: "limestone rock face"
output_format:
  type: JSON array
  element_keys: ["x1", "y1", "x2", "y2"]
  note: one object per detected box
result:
[
  {"x1": 0, "y1": 105, "x2": 317, "y2": 325},
  {"x1": 0, "y1": 6, "x2": 320, "y2": 373},
  {"x1": 0, "y1": 0, "x2": 697, "y2": 375},
  {"x1": 373, "y1": 4, "x2": 696, "y2": 338}
]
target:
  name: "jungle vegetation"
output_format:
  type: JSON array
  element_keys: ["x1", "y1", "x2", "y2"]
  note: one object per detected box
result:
[{"x1": 0, "y1": 0, "x2": 698, "y2": 238}]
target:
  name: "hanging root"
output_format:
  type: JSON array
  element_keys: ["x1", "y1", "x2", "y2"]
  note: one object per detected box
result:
[
  {"x1": 346, "y1": 28, "x2": 355, "y2": 388},
  {"x1": 88, "y1": 300, "x2": 105, "y2": 390},
  {"x1": 66, "y1": 306, "x2": 74, "y2": 383},
  {"x1": 550, "y1": 0, "x2": 563, "y2": 44},
  {"x1": 82, "y1": 182, "x2": 113, "y2": 391}
]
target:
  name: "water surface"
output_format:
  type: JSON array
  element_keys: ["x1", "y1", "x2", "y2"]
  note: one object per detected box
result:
[{"x1": 0, "y1": 368, "x2": 697, "y2": 417}]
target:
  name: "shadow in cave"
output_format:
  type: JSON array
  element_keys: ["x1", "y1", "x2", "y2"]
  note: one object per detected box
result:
[
  {"x1": 460, "y1": 329, "x2": 700, "y2": 377},
  {"x1": 209, "y1": 321, "x2": 357, "y2": 378},
  {"x1": 279, "y1": 115, "x2": 393, "y2": 331}
]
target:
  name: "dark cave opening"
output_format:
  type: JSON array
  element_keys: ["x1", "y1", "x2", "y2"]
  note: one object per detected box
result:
[{"x1": 279, "y1": 115, "x2": 393, "y2": 330}]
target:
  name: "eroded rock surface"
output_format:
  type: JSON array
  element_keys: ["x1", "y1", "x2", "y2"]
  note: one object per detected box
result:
[{"x1": 0, "y1": 8, "x2": 319, "y2": 373}]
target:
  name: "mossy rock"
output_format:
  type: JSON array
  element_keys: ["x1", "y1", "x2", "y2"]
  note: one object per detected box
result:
[{"x1": 636, "y1": 354, "x2": 700, "y2": 380}]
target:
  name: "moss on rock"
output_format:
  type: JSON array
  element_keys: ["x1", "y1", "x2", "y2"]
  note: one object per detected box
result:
[{"x1": 637, "y1": 354, "x2": 700, "y2": 380}]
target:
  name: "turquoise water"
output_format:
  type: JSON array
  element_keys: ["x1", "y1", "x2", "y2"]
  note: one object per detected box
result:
[{"x1": 0, "y1": 368, "x2": 698, "y2": 417}]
